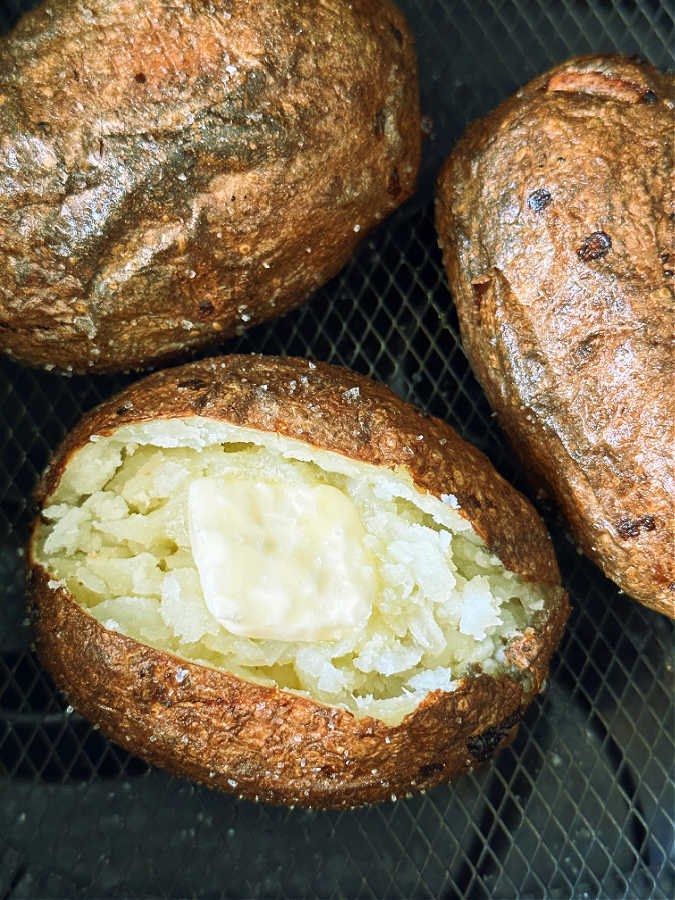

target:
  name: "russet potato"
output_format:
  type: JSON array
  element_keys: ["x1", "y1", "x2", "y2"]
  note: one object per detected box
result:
[
  {"x1": 436, "y1": 55, "x2": 674, "y2": 617},
  {"x1": 0, "y1": 0, "x2": 420, "y2": 372},
  {"x1": 29, "y1": 355, "x2": 569, "y2": 807}
]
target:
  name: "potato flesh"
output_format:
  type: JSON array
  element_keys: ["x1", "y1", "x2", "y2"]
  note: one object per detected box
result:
[{"x1": 36, "y1": 418, "x2": 551, "y2": 725}]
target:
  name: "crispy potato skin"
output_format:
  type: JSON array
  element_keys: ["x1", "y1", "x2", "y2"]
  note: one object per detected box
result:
[
  {"x1": 0, "y1": 0, "x2": 420, "y2": 373},
  {"x1": 28, "y1": 355, "x2": 568, "y2": 807},
  {"x1": 436, "y1": 56, "x2": 675, "y2": 618}
]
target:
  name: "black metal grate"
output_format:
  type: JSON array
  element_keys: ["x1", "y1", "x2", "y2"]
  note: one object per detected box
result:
[{"x1": 1, "y1": 1, "x2": 673, "y2": 897}]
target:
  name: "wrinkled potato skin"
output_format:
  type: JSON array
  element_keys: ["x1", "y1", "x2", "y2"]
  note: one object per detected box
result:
[
  {"x1": 0, "y1": 0, "x2": 420, "y2": 373},
  {"x1": 28, "y1": 355, "x2": 569, "y2": 808},
  {"x1": 436, "y1": 56, "x2": 675, "y2": 618}
]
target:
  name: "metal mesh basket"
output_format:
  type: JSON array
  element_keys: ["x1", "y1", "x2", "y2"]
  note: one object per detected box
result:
[{"x1": 1, "y1": 1, "x2": 673, "y2": 896}]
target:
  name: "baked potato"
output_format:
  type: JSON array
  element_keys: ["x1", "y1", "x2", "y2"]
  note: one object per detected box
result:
[
  {"x1": 436, "y1": 55, "x2": 674, "y2": 618},
  {"x1": 0, "y1": 0, "x2": 420, "y2": 373},
  {"x1": 28, "y1": 354, "x2": 569, "y2": 808}
]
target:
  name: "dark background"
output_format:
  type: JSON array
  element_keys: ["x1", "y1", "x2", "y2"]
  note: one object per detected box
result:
[{"x1": 1, "y1": 0, "x2": 673, "y2": 897}]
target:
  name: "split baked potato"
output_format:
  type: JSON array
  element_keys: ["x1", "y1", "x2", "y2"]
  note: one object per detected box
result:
[
  {"x1": 436, "y1": 55, "x2": 674, "y2": 617},
  {"x1": 0, "y1": 0, "x2": 420, "y2": 372},
  {"x1": 28, "y1": 355, "x2": 569, "y2": 807}
]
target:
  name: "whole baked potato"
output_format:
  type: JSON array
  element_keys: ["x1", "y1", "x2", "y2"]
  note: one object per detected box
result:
[
  {"x1": 0, "y1": 0, "x2": 420, "y2": 373},
  {"x1": 28, "y1": 355, "x2": 569, "y2": 807},
  {"x1": 436, "y1": 55, "x2": 674, "y2": 618}
]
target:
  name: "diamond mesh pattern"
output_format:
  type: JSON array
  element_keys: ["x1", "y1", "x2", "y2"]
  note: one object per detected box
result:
[{"x1": 1, "y1": 0, "x2": 673, "y2": 896}]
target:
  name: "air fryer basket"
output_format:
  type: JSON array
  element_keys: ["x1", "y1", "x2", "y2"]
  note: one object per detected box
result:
[{"x1": 1, "y1": 1, "x2": 673, "y2": 897}]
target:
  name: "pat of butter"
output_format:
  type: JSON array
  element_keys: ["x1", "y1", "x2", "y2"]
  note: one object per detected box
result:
[{"x1": 187, "y1": 477, "x2": 376, "y2": 641}]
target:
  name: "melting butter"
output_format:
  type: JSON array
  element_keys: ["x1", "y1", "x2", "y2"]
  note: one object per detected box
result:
[{"x1": 187, "y1": 477, "x2": 376, "y2": 641}]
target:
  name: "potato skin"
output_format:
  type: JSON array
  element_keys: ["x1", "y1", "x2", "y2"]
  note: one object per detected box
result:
[
  {"x1": 0, "y1": 0, "x2": 420, "y2": 373},
  {"x1": 28, "y1": 355, "x2": 569, "y2": 807},
  {"x1": 436, "y1": 56, "x2": 675, "y2": 618}
]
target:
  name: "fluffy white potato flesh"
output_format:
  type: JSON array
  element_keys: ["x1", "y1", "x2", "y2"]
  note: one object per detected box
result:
[{"x1": 35, "y1": 417, "x2": 553, "y2": 725}]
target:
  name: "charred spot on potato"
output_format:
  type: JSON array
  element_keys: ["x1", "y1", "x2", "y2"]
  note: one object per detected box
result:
[
  {"x1": 467, "y1": 709, "x2": 522, "y2": 761},
  {"x1": 616, "y1": 515, "x2": 656, "y2": 539},
  {"x1": 198, "y1": 300, "x2": 215, "y2": 317},
  {"x1": 387, "y1": 168, "x2": 401, "y2": 198},
  {"x1": 177, "y1": 378, "x2": 210, "y2": 391},
  {"x1": 527, "y1": 188, "x2": 552, "y2": 211},
  {"x1": 135, "y1": 72, "x2": 147, "y2": 84},
  {"x1": 418, "y1": 761, "x2": 445, "y2": 779},
  {"x1": 471, "y1": 276, "x2": 491, "y2": 309},
  {"x1": 498, "y1": 709, "x2": 522, "y2": 732},
  {"x1": 390, "y1": 23, "x2": 403, "y2": 45},
  {"x1": 577, "y1": 231, "x2": 612, "y2": 261},
  {"x1": 373, "y1": 109, "x2": 386, "y2": 138},
  {"x1": 642, "y1": 89, "x2": 658, "y2": 103},
  {"x1": 458, "y1": 492, "x2": 482, "y2": 513},
  {"x1": 467, "y1": 726, "x2": 503, "y2": 761}
]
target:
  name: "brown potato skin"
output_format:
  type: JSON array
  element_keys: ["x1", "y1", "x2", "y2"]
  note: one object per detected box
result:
[
  {"x1": 28, "y1": 355, "x2": 569, "y2": 807},
  {"x1": 0, "y1": 0, "x2": 420, "y2": 373},
  {"x1": 436, "y1": 56, "x2": 675, "y2": 618}
]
